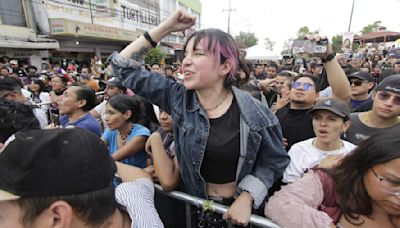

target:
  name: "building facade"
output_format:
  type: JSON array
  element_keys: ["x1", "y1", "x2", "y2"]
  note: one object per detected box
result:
[{"x1": 0, "y1": 0, "x2": 59, "y2": 69}]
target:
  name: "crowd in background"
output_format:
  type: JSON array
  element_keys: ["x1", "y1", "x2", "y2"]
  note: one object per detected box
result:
[{"x1": 0, "y1": 9, "x2": 399, "y2": 228}]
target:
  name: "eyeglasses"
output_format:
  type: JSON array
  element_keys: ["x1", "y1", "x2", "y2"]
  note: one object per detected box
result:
[
  {"x1": 292, "y1": 82, "x2": 314, "y2": 91},
  {"x1": 349, "y1": 79, "x2": 367, "y2": 86},
  {"x1": 371, "y1": 168, "x2": 400, "y2": 196},
  {"x1": 377, "y1": 91, "x2": 400, "y2": 105}
]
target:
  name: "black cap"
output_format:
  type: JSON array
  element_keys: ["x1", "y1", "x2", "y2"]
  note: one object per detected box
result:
[
  {"x1": 375, "y1": 74, "x2": 400, "y2": 95},
  {"x1": 0, "y1": 128, "x2": 116, "y2": 200},
  {"x1": 348, "y1": 71, "x2": 374, "y2": 82},
  {"x1": 310, "y1": 98, "x2": 350, "y2": 119},
  {"x1": 0, "y1": 77, "x2": 21, "y2": 91},
  {"x1": 104, "y1": 77, "x2": 127, "y2": 92}
]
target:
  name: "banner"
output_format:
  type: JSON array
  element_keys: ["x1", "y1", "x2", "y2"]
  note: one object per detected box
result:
[{"x1": 342, "y1": 32, "x2": 354, "y2": 50}]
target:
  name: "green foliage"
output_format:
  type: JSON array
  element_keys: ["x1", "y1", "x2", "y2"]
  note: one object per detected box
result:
[
  {"x1": 234, "y1": 31, "x2": 258, "y2": 48},
  {"x1": 360, "y1": 20, "x2": 382, "y2": 34},
  {"x1": 297, "y1": 26, "x2": 319, "y2": 39},
  {"x1": 144, "y1": 47, "x2": 166, "y2": 65},
  {"x1": 264, "y1": 37, "x2": 275, "y2": 51},
  {"x1": 331, "y1": 34, "x2": 343, "y2": 53}
]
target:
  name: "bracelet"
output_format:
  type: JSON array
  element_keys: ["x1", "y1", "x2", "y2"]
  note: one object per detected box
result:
[
  {"x1": 143, "y1": 31, "x2": 157, "y2": 48},
  {"x1": 322, "y1": 53, "x2": 336, "y2": 63}
]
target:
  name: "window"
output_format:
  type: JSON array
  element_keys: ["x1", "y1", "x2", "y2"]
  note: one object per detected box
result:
[{"x1": 0, "y1": 0, "x2": 26, "y2": 27}]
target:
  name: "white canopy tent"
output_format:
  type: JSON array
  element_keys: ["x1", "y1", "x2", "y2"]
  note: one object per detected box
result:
[{"x1": 245, "y1": 44, "x2": 281, "y2": 61}]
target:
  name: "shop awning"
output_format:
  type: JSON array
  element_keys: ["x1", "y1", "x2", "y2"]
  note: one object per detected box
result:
[{"x1": 0, "y1": 37, "x2": 59, "y2": 49}]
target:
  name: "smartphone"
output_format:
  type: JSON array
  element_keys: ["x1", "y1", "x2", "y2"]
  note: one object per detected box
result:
[{"x1": 292, "y1": 39, "x2": 328, "y2": 55}]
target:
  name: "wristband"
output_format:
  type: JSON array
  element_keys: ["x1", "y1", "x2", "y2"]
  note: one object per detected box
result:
[
  {"x1": 322, "y1": 53, "x2": 336, "y2": 63},
  {"x1": 143, "y1": 31, "x2": 157, "y2": 48}
]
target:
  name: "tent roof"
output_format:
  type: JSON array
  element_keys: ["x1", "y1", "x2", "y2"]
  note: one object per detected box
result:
[
  {"x1": 245, "y1": 44, "x2": 281, "y2": 61},
  {"x1": 354, "y1": 30, "x2": 400, "y2": 43}
]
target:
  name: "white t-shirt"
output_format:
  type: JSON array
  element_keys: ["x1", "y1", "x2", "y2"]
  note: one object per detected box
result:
[
  {"x1": 94, "y1": 100, "x2": 107, "y2": 128},
  {"x1": 283, "y1": 138, "x2": 357, "y2": 183}
]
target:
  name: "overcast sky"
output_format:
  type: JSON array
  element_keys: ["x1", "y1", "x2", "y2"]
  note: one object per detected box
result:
[{"x1": 199, "y1": 0, "x2": 400, "y2": 52}]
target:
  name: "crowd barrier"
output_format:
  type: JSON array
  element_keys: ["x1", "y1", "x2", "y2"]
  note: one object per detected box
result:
[{"x1": 154, "y1": 184, "x2": 281, "y2": 228}]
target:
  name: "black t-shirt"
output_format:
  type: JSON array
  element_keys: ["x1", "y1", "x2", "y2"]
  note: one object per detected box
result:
[
  {"x1": 275, "y1": 106, "x2": 315, "y2": 151},
  {"x1": 201, "y1": 97, "x2": 240, "y2": 184}
]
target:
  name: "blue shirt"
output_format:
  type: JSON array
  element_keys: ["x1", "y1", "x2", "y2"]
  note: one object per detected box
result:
[
  {"x1": 60, "y1": 113, "x2": 101, "y2": 136},
  {"x1": 350, "y1": 97, "x2": 372, "y2": 110},
  {"x1": 102, "y1": 124, "x2": 150, "y2": 168}
]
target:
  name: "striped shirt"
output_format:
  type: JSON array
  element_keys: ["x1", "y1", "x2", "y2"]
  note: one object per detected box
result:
[{"x1": 115, "y1": 178, "x2": 164, "y2": 228}]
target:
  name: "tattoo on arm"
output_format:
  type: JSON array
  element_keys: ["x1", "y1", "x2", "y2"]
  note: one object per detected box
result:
[{"x1": 131, "y1": 46, "x2": 151, "y2": 60}]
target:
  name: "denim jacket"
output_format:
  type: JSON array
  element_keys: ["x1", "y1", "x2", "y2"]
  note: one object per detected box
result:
[{"x1": 109, "y1": 52, "x2": 289, "y2": 208}]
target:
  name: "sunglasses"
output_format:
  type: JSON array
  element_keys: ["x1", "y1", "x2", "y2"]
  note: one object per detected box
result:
[
  {"x1": 349, "y1": 79, "x2": 367, "y2": 86},
  {"x1": 292, "y1": 82, "x2": 314, "y2": 91},
  {"x1": 377, "y1": 91, "x2": 400, "y2": 105}
]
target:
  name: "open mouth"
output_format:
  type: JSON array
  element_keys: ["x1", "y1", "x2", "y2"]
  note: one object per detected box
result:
[{"x1": 318, "y1": 130, "x2": 328, "y2": 136}]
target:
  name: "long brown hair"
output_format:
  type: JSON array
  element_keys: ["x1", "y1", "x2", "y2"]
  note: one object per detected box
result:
[{"x1": 326, "y1": 133, "x2": 400, "y2": 224}]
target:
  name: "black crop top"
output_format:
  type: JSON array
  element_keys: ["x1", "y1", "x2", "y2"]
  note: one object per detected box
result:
[{"x1": 200, "y1": 97, "x2": 240, "y2": 184}]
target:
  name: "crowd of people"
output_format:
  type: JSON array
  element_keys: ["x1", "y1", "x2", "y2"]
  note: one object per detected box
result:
[{"x1": 0, "y1": 9, "x2": 399, "y2": 228}]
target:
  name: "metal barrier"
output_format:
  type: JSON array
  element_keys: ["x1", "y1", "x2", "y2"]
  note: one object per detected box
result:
[{"x1": 154, "y1": 184, "x2": 281, "y2": 228}]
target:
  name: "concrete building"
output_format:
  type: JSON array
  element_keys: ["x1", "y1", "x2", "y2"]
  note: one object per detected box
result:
[{"x1": 0, "y1": 0, "x2": 59, "y2": 69}]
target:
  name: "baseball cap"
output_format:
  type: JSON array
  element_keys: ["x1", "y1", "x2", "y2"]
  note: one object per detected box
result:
[
  {"x1": 105, "y1": 77, "x2": 127, "y2": 92},
  {"x1": 348, "y1": 71, "x2": 374, "y2": 82},
  {"x1": 9, "y1": 60, "x2": 18, "y2": 65},
  {"x1": 310, "y1": 98, "x2": 350, "y2": 119},
  {"x1": 0, "y1": 128, "x2": 116, "y2": 200},
  {"x1": 375, "y1": 74, "x2": 400, "y2": 95}
]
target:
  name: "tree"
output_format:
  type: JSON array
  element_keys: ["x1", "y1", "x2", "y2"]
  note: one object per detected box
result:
[
  {"x1": 360, "y1": 20, "x2": 382, "y2": 34},
  {"x1": 144, "y1": 47, "x2": 166, "y2": 65},
  {"x1": 264, "y1": 37, "x2": 275, "y2": 51},
  {"x1": 331, "y1": 34, "x2": 343, "y2": 53},
  {"x1": 297, "y1": 26, "x2": 319, "y2": 39},
  {"x1": 281, "y1": 38, "x2": 293, "y2": 55},
  {"x1": 234, "y1": 31, "x2": 258, "y2": 48}
]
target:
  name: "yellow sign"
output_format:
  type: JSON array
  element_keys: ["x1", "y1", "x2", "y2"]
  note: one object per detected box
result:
[{"x1": 50, "y1": 18, "x2": 142, "y2": 42}]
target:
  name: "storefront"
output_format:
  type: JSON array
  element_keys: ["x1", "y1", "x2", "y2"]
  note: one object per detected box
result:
[{"x1": 43, "y1": 0, "x2": 159, "y2": 64}]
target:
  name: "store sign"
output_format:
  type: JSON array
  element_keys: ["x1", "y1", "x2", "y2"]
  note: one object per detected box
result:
[
  {"x1": 43, "y1": 0, "x2": 159, "y2": 32},
  {"x1": 49, "y1": 19, "x2": 140, "y2": 41}
]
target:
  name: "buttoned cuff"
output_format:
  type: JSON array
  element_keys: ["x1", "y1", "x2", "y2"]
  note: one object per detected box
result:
[{"x1": 238, "y1": 175, "x2": 268, "y2": 209}]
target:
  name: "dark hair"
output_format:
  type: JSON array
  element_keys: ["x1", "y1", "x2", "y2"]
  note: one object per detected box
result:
[
  {"x1": 133, "y1": 95, "x2": 160, "y2": 132},
  {"x1": 267, "y1": 62, "x2": 278, "y2": 69},
  {"x1": 0, "y1": 77, "x2": 22, "y2": 92},
  {"x1": 0, "y1": 99, "x2": 40, "y2": 143},
  {"x1": 15, "y1": 185, "x2": 117, "y2": 227},
  {"x1": 293, "y1": 74, "x2": 320, "y2": 92},
  {"x1": 184, "y1": 28, "x2": 242, "y2": 88},
  {"x1": 327, "y1": 133, "x2": 400, "y2": 225},
  {"x1": 30, "y1": 78, "x2": 47, "y2": 93},
  {"x1": 107, "y1": 94, "x2": 141, "y2": 123},
  {"x1": 74, "y1": 86, "x2": 96, "y2": 112}
]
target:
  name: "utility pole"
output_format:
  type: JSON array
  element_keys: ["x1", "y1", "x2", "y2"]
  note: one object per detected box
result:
[
  {"x1": 222, "y1": 0, "x2": 235, "y2": 34},
  {"x1": 88, "y1": 0, "x2": 94, "y2": 24},
  {"x1": 348, "y1": 0, "x2": 355, "y2": 32}
]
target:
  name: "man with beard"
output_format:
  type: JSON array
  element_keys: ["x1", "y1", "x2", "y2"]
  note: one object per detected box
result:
[{"x1": 275, "y1": 42, "x2": 351, "y2": 151}]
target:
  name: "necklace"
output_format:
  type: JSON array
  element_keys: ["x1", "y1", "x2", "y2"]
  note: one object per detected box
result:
[
  {"x1": 203, "y1": 92, "x2": 229, "y2": 111},
  {"x1": 118, "y1": 124, "x2": 133, "y2": 145},
  {"x1": 364, "y1": 111, "x2": 400, "y2": 126}
]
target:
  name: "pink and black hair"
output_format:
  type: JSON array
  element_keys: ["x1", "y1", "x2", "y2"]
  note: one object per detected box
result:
[{"x1": 184, "y1": 28, "x2": 246, "y2": 87}]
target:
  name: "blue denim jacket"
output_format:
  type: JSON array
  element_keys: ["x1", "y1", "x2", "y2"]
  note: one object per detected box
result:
[{"x1": 109, "y1": 52, "x2": 289, "y2": 208}]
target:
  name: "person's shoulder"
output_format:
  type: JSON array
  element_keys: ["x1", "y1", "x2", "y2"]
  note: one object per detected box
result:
[{"x1": 132, "y1": 124, "x2": 150, "y2": 136}]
